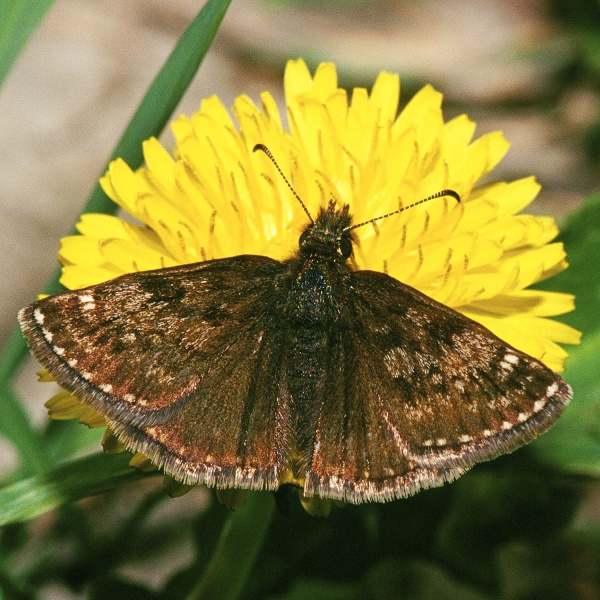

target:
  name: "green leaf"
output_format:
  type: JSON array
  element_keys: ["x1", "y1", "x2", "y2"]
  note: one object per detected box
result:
[
  {"x1": 537, "y1": 192, "x2": 600, "y2": 336},
  {"x1": 435, "y1": 466, "x2": 581, "y2": 585},
  {"x1": 0, "y1": 0, "x2": 56, "y2": 88},
  {"x1": 266, "y1": 579, "x2": 357, "y2": 600},
  {"x1": 90, "y1": 577, "x2": 157, "y2": 600},
  {"x1": 362, "y1": 559, "x2": 490, "y2": 600},
  {"x1": 0, "y1": 452, "x2": 156, "y2": 527},
  {"x1": 530, "y1": 192, "x2": 600, "y2": 474},
  {"x1": 532, "y1": 331, "x2": 600, "y2": 475},
  {"x1": 581, "y1": 29, "x2": 600, "y2": 78},
  {"x1": 497, "y1": 533, "x2": 600, "y2": 599},
  {"x1": 265, "y1": 558, "x2": 492, "y2": 600},
  {"x1": 574, "y1": 523, "x2": 600, "y2": 551},
  {"x1": 186, "y1": 492, "x2": 275, "y2": 600}
]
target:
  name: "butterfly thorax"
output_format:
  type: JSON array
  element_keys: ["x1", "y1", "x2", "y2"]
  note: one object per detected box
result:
[
  {"x1": 281, "y1": 257, "x2": 350, "y2": 326},
  {"x1": 281, "y1": 203, "x2": 356, "y2": 329}
]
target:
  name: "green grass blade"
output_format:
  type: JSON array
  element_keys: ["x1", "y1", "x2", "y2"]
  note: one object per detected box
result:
[
  {"x1": 0, "y1": 452, "x2": 156, "y2": 526},
  {"x1": 0, "y1": 0, "x2": 56, "y2": 88},
  {"x1": 0, "y1": 330, "x2": 50, "y2": 475},
  {"x1": 186, "y1": 492, "x2": 276, "y2": 600}
]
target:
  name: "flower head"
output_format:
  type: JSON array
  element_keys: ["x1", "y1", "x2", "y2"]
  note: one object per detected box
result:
[{"x1": 48, "y1": 59, "x2": 579, "y2": 508}]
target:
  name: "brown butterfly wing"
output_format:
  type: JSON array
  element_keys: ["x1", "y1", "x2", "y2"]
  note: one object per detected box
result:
[
  {"x1": 19, "y1": 255, "x2": 571, "y2": 500},
  {"x1": 304, "y1": 269, "x2": 571, "y2": 503},
  {"x1": 19, "y1": 255, "x2": 291, "y2": 489}
]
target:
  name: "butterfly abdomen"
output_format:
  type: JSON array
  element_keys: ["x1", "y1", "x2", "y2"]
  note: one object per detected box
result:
[{"x1": 275, "y1": 255, "x2": 350, "y2": 462}]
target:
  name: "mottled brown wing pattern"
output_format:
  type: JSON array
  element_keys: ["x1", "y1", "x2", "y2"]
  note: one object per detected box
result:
[
  {"x1": 304, "y1": 324, "x2": 457, "y2": 503},
  {"x1": 304, "y1": 269, "x2": 571, "y2": 503},
  {"x1": 108, "y1": 313, "x2": 290, "y2": 490},
  {"x1": 19, "y1": 240, "x2": 571, "y2": 502},
  {"x1": 19, "y1": 255, "x2": 292, "y2": 488}
]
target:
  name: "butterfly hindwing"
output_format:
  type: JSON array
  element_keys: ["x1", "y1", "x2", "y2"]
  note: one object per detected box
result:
[{"x1": 305, "y1": 323, "x2": 450, "y2": 502}]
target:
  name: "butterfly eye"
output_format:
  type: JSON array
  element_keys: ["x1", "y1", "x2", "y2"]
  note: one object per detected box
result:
[{"x1": 339, "y1": 236, "x2": 353, "y2": 259}]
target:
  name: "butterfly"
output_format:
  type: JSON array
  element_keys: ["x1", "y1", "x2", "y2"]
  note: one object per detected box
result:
[{"x1": 18, "y1": 144, "x2": 571, "y2": 504}]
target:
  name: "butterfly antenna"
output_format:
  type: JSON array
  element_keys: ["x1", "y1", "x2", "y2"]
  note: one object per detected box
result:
[
  {"x1": 344, "y1": 189, "x2": 461, "y2": 232},
  {"x1": 253, "y1": 143, "x2": 315, "y2": 224}
]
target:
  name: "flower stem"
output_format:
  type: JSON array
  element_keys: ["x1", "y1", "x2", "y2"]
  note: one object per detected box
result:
[{"x1": 187, "y1": 491, "x2": 275, "y2": 600}]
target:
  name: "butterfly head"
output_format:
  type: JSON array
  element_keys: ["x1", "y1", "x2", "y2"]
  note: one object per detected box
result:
[
  {"x1": 253, "y1": 143, "x2": 460, "y2": 264},
  {"x1": 299, "y1": 201, "x2": 356, "y2": 261}
]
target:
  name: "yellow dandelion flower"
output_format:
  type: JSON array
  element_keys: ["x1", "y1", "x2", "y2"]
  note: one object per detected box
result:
[
  {"x1": 59, "y1": 60, "x2": 579, "y2": 371},
  {"x1": 33, "y1": 59, "x2": 579, "y2": 507}
]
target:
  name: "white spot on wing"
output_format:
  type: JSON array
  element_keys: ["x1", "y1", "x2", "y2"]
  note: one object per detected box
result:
[
  {"x1": 374, "y1": 324, "x2": 391, "y2": 334},
  {"x1": 407, "y1": 408, "x2": 424, "y2": 420},
  {"x1": 34, "y1": 308, "x2": 45, "y2": 325},
  {"x1": 79, "y1": 294, "x2": 96, "y2": 311},
  {"x1": 533, "y1": 399, "x2": 546, "y2": 413},
  {"x1": 53, "y1": 346, "x2": 65, "y2": 356},
  {"x1": 99, "y1": 383, "x2": 113, "y2": 394},
  {"x1": 500, "y1": 353, "x2": 519, "y2": 372}
]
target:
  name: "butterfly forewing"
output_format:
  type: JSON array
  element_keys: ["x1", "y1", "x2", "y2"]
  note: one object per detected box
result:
[
  {"x1": 19, "y1": 255, "x2": 292, "y2": 487},
  {"x1": 107, "y1": 311, "x2": 290, "y2": 489},
  {"x1": 303, "y1": 268, "x2": 570, "y2": 502}
]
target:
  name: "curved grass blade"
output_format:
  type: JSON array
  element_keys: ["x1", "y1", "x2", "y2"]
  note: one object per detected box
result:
[
  {"x1": 186, "y1": 492, "x2": 275, "y2": 600},
  {"x1": 0, "y1": 452, "x2": 156, "y2": 526},
  {"x1": 85, "y1": 0, "x2": 233, "y2": 216}
]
